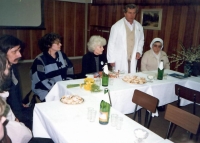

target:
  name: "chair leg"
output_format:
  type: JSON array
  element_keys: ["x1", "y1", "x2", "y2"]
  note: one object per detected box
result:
[
  {"x1": 166, "y1": 122, "x2": 173, "y2": 139},
  {"x1": 195, "y1": 125, "x2": 200, "y2": 141},
  {"x1": 193, "y1": 102, "x2": 196, "y2": 115},
  {"x1": 177, "y1": 89, "x2": 180, "y2": 108},
  {"x1": 189, "y1": 133, "x2": 193, "y2": 140},
  {"x1": 144, "y1": 110, "x2": 148, "y2": 127},
  {"x1": 138, "y1": 110, "x2": 141, "y2": 124},
  {"x1": 145, "y1": 111, "x2": 152, "y2": 129},
  {"x1": 168, "y1": 124, "x2": 177, "y2": 139},
  {"x1": 132, "y1": 105, "x2": 138, "y2": 120}
]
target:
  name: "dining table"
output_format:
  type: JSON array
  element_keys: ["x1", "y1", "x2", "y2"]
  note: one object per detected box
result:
[
  {"x1": 44, "y1": 69, "x2": 199, "y2": 114},
  {"x1": 33, "y1": 94, "x2": 165, "y2": 143},
  {"x1": 33, "y1": 69, "x2": 200, "y2": 142}
]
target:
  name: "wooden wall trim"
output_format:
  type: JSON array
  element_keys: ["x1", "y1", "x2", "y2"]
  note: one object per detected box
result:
[
  {"x1": 88, "y1": 3, "x2": 200, "y2": 72},
  {"x1": 92, "y1": 0, "x2": 200, "y2": 6}
]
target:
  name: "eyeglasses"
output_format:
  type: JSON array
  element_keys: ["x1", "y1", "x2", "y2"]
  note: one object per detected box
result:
[
  {"x1": 53, "y1": 39, "x2": 61, "y2": 45},
  {"x1": 153, "y1": 44, "x2": 162, "y2": 48}
]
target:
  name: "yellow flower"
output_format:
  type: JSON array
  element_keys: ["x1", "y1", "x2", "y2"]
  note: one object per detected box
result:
[
  {"x1": 84, "y1": 78, "x2": 94, "y2": 83},
  {"x1": 79, "y1": 78, "x2": 101, "y2": 92},
  {"x1": 84, "y1": 83, "x2": 92, "y2": 90},
  {"x1": 81, "y1": 78, "x2": 94, "y2": 91}
]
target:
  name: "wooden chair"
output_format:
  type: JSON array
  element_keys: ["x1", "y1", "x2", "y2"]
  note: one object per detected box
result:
[
  {"x1": 164, "y1": 104, "x2": 200, "y2": 139},
  {"x1": 132, "y1": 89, "x2": 159, "y2": 128},
  {"x1": 175, "y1": 84, "x2": 200, "y2": 115}
]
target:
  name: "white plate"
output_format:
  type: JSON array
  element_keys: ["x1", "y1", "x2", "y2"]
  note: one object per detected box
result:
[
  {"x1": 122, "y1": 75, "x2": 146, "y2": 85},
  {"x1": 60, "y1": 95, "x2": 84, "y2": 105}
]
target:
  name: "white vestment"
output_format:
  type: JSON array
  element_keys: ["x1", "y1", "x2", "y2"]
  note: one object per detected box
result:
[{"x1": 107, "y1": 17, "x2": 144, "y2": 73}]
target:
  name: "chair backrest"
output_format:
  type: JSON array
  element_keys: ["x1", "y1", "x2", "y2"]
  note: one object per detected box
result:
[
  {"x1": 175, "y1": 84, "x2": 200, "y2": 104},
  {"x1": 164, "y1": 104, "x2": 200, "y2": 135},
  {"x1": 132, "y1": 90, "x2": 158, "y2": 113}
]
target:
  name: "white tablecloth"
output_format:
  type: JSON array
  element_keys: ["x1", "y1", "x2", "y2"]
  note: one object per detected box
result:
[
  {"x1": 33, "y1": 95, "x2": 165, "y2": 143},
  {"x1": 45, "y1": 69, "x2": 195, "y2": 114},
  {"x1": 180, "y1": 76, "x2": 200, "y2": 106}
]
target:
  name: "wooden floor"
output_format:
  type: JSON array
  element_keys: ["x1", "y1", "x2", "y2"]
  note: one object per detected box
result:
[{"x1": 126, "y1": 101, "x2": 200, "y2": 143}]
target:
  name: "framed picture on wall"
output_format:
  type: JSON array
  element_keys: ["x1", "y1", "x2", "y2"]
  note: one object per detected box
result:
[{"x1": 141, "y1": 9, "x2": 162, "y2": 30}]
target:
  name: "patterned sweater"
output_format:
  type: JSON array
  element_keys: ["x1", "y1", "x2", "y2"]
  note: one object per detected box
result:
[{"x1": 31, "y1": 51, "x2": 74, "y2": 101}]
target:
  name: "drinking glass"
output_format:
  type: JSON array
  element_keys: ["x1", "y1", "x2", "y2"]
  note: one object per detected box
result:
[
  {"x1": 109, "y1": 78, "x2": 114, "y2": 86},
  {"x1": 147, "y1": 75, "x2": 154, "y2": 82},
  {"x1": 87, "y1": 107, "x2": 94, "y2": 120},
  {"x1": 89, "y1": 110, "x2": 96, "y2": 122},
  {"x1": 134, "y1": 128, "x2": 148, "y2": 143},
  {"x1": 116, "y1": 117, "x2": 123, "y2": 130},
  {"x1": 163, "y1": 73, "x2": 168, "y2": 79},
  {"x1": 111, "y1": 114, "x2": 118, "y2": 127},
  {"x1": 95, "y1": 77, "x2": 101, "y2": 86}
]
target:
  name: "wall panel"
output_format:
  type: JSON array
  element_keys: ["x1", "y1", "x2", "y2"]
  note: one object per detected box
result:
[
  {"x1": 88, "y1": 2, "x2": 200, "y2": 72},
  {"x1": 0, "y1": 0, "x2": 199, "y2": 73},
  {"x1": 74, "y1": 4, "x2": 85, "y2": 56},
  {"x1": 0, "y1": 0, "x2": 86, "y2": 63},
  {"x1": 192, "y1": 6, "x2": 200, "y2": 46}
]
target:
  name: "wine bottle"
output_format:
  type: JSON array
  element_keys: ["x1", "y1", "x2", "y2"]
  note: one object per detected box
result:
[
  {"x1": 157, "y1": 60, "x2": 164, "y2": 80},
  {"x1": 99, "y1": 100, "x2": 110, "y2": 125},
  {"x1": 102, "y1": 64, "x2": 109, "y2": 86}
]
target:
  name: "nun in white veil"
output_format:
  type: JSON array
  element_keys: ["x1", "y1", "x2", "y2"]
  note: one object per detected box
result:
[{"x1": 141, "y1": 38, "x2": 170, "y2": 71}]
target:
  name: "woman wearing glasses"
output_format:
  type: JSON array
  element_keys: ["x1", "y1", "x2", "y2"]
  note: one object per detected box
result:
[
  {"x1": 141, "y1": 38, "x2": 170, "y2": 71},
  {"x1": 31, "y1": 33, "x2": 74, "y2": 102}
]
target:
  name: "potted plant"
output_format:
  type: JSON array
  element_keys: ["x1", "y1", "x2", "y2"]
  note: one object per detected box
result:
[{"x1": 168, "y1": 42, "x2": 200, "y2": 77}]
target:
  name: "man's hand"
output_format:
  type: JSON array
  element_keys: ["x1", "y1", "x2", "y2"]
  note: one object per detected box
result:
[
  {"x1": 109, "y1": 63, "x2": 115, "y2": 67},
  {"x1": 136, "y1": 52, "x2": 141, "y2": 60}
]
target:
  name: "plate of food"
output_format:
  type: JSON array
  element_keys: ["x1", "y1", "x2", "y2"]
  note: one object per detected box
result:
[
  {"x1": 60, "y1": 95, "x2": 84, "y2": 105},
  {"x1": 122, "y1": 75, "x2": 146, "y2": 84}
]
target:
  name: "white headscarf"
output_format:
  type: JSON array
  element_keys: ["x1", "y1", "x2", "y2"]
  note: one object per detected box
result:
[
  {"x1": 150, "y1": 38, "x2": 164, "y2": 67},
  {"x1": 150, "y1": 38, "x2": 163, "y2": 49}
]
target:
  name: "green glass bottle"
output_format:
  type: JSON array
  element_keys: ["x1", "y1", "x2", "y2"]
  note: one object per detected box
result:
[
  {"x1": 157, "y1": 60, "x2": 164, "y2": 80},
  {"x1": 99, "y1": 100, "x2": 110, "y2": 125},
  {"x1": 102, "y1": 64, "x2": 109, "y2": 86}
]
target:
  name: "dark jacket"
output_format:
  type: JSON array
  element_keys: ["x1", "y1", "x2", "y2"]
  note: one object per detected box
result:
[
  {"x1": 7, "y1": 65, "x2": 23, "y2": 113},
  {"x1": 7, "y1": 65, "x2": 33, "y2": 130},
  {"x1": 81, "y1": 52, "x2": 107, "y2": 78}
]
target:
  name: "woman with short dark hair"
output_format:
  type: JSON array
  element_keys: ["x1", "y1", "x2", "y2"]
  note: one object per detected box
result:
[{"x1": 31, "y1": 33, "x2": 74, "y2": 101}]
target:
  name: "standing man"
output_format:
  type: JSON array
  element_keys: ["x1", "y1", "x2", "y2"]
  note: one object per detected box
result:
[
  {"x1": 107, "y1": 4, "x2": 144, "y2": 73},
  {"x1": 0, "y1": 35, "x2": 32, "y2": 129}
]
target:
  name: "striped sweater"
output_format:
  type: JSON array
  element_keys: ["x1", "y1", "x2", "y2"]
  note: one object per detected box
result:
[{"x1": 31, "y1": 51, "x2": 74, "y2": 101}]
